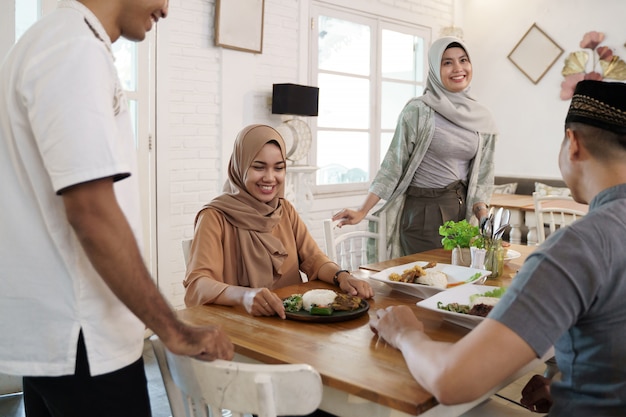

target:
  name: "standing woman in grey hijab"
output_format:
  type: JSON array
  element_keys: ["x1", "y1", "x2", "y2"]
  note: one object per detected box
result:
[{"x1": 333, "y1": 36, "x2": 498, "y2": 258}]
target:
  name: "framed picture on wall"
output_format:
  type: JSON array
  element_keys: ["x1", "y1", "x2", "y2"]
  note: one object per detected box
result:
[
  {"x1": 508, "y1": 23, "x2": 564, "y2": 84},
  {"x1": 215, "y1": 0, "x2": 265, "y2": 54}
]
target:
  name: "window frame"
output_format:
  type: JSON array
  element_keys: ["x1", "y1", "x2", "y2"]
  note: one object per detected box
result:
[{"x1": 309, "y1": 3, "x2": 430, "y2": 196}]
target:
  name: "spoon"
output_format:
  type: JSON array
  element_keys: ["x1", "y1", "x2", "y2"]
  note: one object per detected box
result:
[
  {"x1": 493, "y1": 223, "x2": 510, "y2": 240},
  {"x1": 501, "y1": 209, "x2": 511, "y2": 230},
  {"x1": 492, "y1": 207, "x2": 504, "y2": 238},
  {"x1": 481, "y1": 213, "x2": 493, "y2": 238}
]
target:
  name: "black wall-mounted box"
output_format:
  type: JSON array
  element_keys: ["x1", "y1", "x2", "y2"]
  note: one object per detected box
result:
[{"x1": 272, "y1": 83, "x2": 319, "y2": 116}]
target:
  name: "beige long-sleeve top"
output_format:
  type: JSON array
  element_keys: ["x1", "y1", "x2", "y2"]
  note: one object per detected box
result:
[{"x1": 183, "y1": 199, "x2": 333, "y2": 307}]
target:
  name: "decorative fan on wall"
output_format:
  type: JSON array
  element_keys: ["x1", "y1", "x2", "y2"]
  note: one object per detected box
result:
[{"x1": 560, "y1": 31, "x2": 626, "y2": 100}]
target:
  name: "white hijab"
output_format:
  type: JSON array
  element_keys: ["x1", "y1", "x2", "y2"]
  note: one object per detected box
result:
[{"x1": 421, "y1": 36, "x2": 498, "y2": 134}]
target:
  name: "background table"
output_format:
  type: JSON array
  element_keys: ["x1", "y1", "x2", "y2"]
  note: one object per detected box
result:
[{"x1": 490, "y1": 193, "x2": 588, "y2": 245}]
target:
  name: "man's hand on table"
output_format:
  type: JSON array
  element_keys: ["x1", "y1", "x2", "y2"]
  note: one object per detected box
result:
[
  {"x1": 369, "y1": 305, "x2": 426, "y2": 349},
  {"x1": 167, "y1": 324, "x2": 234, "y2": 362}
]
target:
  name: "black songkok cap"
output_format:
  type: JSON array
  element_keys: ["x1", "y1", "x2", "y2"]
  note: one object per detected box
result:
[{"x1": 566, "y1": 80, "x2": 626, "y2": 134}]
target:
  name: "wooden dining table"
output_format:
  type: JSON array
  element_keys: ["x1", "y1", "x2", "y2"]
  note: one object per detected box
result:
[
  {"x1": 489, "y1": 193, "x2": 588, "y2": 245},
  {"x1": 176, "y1": 244, "x2": 539, "y2": 417}
]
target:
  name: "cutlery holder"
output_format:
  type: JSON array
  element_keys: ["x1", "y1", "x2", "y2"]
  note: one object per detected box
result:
[{"x1": 485, "y1": 238, "x2": 505, "y2": 278}]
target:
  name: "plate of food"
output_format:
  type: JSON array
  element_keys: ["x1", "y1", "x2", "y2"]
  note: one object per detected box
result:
[
  {"x1": 282, "y1": 289, "x2": 369, "y2": 323},
  {"x1": 416, "y1": 285, "x2": 506, "y2": 329},
  {"x1": 369, "y1": 261, "x2": 491, "y2": 299},
  {"x1": 504, "y1": 249, "x2": 521, "y2": 264}
]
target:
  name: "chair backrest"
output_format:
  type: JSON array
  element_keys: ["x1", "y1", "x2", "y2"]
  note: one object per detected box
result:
[
  {"x1": 150, "y1": 335, "x2": 323, "y2": 417},
  {"x1": 533, "y1": 192, "x2": 587, "y2": 244},
  {"x1": 323, "y1": 214, "x2": 387, "y2": 270},
  {"x1": 0, "y1": 373, "x2": 22, "y2": 397},
  {"x1": 182, "y1": 239, "x2": 192, "y2": 265}
]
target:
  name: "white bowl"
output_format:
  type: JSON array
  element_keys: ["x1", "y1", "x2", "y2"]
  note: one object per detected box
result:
[{"x1": 503, "y1": 249, "x2": 521, "y2": 264}]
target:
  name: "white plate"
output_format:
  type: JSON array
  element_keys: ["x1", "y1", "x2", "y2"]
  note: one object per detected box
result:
[
  {"x1": 504, "y1": 249, "x2": 521, "y2": 264},
  {"x1": 416, "y1": 285, "x2": 502, "y2": 329},
  {"x1": 369, "y1": 262, "x2": 491, "y2": 299}
]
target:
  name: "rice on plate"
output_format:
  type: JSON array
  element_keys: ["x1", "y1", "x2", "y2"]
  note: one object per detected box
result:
[
  {"x1": 302, "y1": 289, "x2": 337, "y2": 311},
  {"x1": 415, "y1": 270, "x2": 448, "y2": 289}
]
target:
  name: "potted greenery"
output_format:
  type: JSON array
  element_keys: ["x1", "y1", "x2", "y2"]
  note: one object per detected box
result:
[{"x1": 438, "y1": 220, "x2": 485, "y2": 266}]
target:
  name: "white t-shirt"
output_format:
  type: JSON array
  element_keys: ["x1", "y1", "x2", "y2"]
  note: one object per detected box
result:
[{"x1": 0, "y1": 1, "x2": 144, "y2": 376}]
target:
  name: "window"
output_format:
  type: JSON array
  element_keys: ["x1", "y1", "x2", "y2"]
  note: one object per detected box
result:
[
  {"x1": 15, "y1": 0, "x2": 39, "y2": 41},
  {"x1": 310, "y1": 5, "x2": 429, "y2": 192},
  {"x1": 112, "y1": 38, "x2": 157, "y2": 271}
]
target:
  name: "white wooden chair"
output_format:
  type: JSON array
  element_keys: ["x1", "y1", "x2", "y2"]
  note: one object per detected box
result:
[
  {"x1": 323, "y1": 214, "x2": 387, "y2": 270},
  {"x1": 0, "y1": 373, "x2": 22, "y2": 397},
  {"x1": 182, "y1": 239, "x2": 192, "y2": 265},
  {"x1": 150, "y1": 335, "x2": 323, "y2": 417},
  {"x1": 532, "y1": 192, "x2": 587, "y2": 244}
]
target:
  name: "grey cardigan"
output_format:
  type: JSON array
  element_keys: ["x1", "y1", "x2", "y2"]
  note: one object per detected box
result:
[{"x1": 370, "y1": 98, "x2": 496, "y2": 258}]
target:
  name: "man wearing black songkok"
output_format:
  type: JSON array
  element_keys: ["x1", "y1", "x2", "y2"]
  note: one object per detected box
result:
[{"x1": 370, "y1": 80, "x2": 626, "y2": 417}]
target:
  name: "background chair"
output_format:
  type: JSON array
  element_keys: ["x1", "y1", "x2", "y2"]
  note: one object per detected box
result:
[
  {"x1": 0, "y1": 373, "x2": 23, "y2": 416},
  {"x1": 0, "y1": 373, "x2": 22, "y2": 397},
  {"x1": 150, "y1": 335, "x2": 323, "y2": 417},
  {"x1": 323, "y1": 214, "x2": 386, "y2": 271},
  {"x1": 182, "y1": 239, "x2": 192, "y2": 266},
  {"x1": 532, "y1": 192, "x2": 587, "y2": 244}
]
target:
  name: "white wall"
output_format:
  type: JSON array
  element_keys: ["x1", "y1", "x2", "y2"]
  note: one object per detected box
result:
[
  {"x1": 155, "y1": 0, "x2": 455, "y2": 307},
  {"x1": 463, "y1": 0, "x2": 626, "y2": 179}
]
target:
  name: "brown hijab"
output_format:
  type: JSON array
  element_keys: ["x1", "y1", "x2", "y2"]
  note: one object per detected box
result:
[{"x1": 196, "y1": 124, "x2": 288, "y2": 286}]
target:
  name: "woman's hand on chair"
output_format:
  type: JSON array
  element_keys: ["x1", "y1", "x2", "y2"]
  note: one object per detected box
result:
[
  {"x1": 332, "y1": 208, "x2": 367, "y2": 227},
  {"x1": 242, "y1": 288, "x2": 286, "y2": 319}
]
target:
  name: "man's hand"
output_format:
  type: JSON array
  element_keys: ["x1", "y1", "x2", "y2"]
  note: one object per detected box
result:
[
  {"x1": 369, "y1": 305, "x2": 425, "y2": 349},
  {"x1": 165, "y1": 324, "x2": 234, "y2": 361},
  {"x1": 521, "y1": 374, "x2": 552, "y2": 413}
]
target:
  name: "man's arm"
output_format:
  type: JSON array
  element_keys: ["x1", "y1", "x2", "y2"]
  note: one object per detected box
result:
[
  {"x1": 62, "y1": 177, "x2": 233, "y2": 361},
  {"x1": 371, "y1": 306, "x2": 536, "y2": 404}
]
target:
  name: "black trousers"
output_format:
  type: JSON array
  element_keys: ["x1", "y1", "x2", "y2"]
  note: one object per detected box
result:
[
  {"x1": 23, "y1": 332, "x2": 151, "y2": 417},
  {"x1": 400, "y1": 180, "x2": 467, "y2": 255}
]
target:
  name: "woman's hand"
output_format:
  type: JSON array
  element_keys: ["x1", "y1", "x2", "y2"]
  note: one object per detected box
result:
[
  {"x1": 337, "y1": 273, "x2": 375, "y2": 299},
  {"x1": 473, "y1": 203, "x2": 489, "y2": 222},
  {"x1": 520, "y1": 374, "x2": 552, "y2": 413},
  {"x1": 332, "y1": 208, "x2": 367, "y2": 227},
  {"x1": 242, "y1": 288, "x2": 286, "y2": 319},
  {"x1": 369, "y1": 305, "x2": 425, "y2": 349}
]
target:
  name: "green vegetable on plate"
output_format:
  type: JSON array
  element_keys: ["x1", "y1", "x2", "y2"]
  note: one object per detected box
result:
[
  {"x1": 310, "y1": 306, "x2": 333, "y2": 316},
  {"x1": 283, "y1": 294, "x2": 303, "y2": 312}
]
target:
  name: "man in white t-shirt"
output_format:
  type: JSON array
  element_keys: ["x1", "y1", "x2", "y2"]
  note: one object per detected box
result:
[{"x1": 0, "y1": 1, "x2": 233, "y2": 416}]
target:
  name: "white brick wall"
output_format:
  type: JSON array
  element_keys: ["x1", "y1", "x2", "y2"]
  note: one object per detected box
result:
[{"x1": 157, "y1": 0, "x2": 453, "y2": 307}]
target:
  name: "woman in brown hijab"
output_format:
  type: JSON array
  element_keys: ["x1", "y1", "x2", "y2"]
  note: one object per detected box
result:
[{"x1": 183, "y1": 124, "x2": 373, "y2": 318}]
